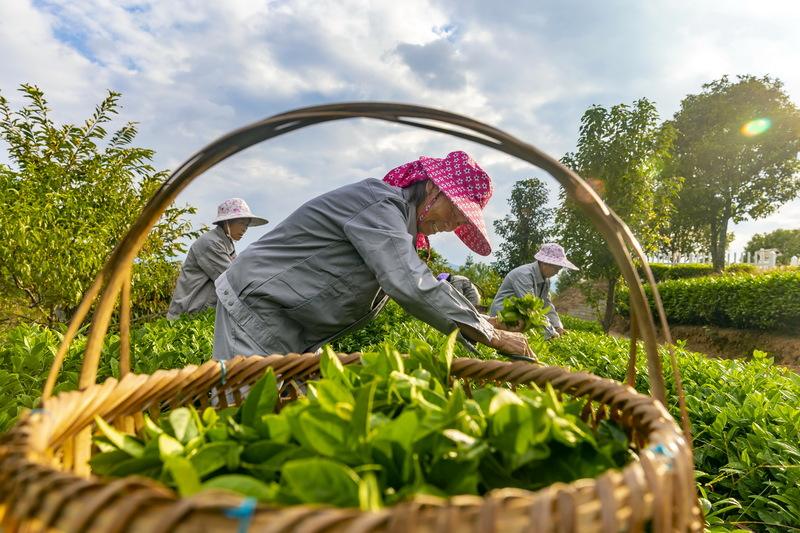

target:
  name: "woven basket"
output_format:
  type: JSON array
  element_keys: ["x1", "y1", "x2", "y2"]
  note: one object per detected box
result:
[{"x1": 0, "y1": 103, "x2": 702, "y2": 532}]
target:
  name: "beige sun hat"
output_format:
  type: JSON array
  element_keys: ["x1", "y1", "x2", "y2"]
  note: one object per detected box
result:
[
  {"x1": 534, "y1": 243, "x2": 579, "y2": 270},
  {"x1": 212, "y1": 198, "x2": 268, "y2": 227}
]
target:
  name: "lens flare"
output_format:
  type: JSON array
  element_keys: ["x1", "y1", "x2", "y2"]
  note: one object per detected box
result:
[{"x1": 740, "y1": 118, "x2": 771, "y2": 137}]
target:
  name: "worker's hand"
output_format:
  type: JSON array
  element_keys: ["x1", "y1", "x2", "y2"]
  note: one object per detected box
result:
[
  {"x1": 484, "y1": 315, "x2": 525, "y2": 333},
  {"x1": 556, "y1": 326, "x2": 566, "y2": 335},
  {"x1": 489, "y1": 329, "x2": 535, "y2": 358}
]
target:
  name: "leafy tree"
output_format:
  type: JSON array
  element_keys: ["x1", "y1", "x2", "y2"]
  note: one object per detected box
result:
[
  {"x1": 492, "y1": 178, "x2": 553, "y2": 276},
  {"x1": 660, "y1": 191, "x2": 710, "y2": 257},
  {"x1": 0, "y1": 84, "x2": 198, "y2": 325},
  {"x1": 745, "y1": 228, "x2": 800, "y2": 265},
  {"x1": 556, "y1": 99, "x2": 679, "y2": 331},
  {"x1": 417, "y1": 247, "x2": 451, "y2": 276},
  {"x1": 454, "y1": 255, "x2": 503, "y2": 305},
  {"x1": 669, "y1": 75, "x2": 800, "y2": 271}
]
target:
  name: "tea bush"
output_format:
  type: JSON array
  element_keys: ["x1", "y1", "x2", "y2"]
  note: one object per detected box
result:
[
  {"x1": 642, "y1": 263, "x2": 757, "y2": 282},
  {"x1": 2, "y1": 307, "x2": 799, "y2": 528},
  {"x1": 617, "y1": 270, "x2": 800, "y2": 331}
]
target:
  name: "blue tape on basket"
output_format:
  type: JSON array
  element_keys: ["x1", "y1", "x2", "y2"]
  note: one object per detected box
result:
[
  {"x1": 30, "y1": 408, "x2": 47, "y2": 415},
  {"x1": 219, "y1": 360, "x2": 227, "y2": 386},
  {"x1": 647, "y1": 443, "x2": 674, "y2": 470},
  {"x1": 224, "y1": 497, "x2": 256, "y2": 533}
]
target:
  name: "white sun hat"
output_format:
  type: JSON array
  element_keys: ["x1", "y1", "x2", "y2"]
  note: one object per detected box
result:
[
  {"x1": 212, "y1": 198, "x2": 268, "y2": 227},
  {"x1": 534, "y1": 243, "x2": 579, "y2": 270}
]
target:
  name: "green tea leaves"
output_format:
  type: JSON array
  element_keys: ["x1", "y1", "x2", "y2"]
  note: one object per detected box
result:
[
  {"x1": 282, "y1": 458, "x2": 361, "y2": 508},
  {"x1": 90, "y1": 341, "x2": 630, "y2": 510}
]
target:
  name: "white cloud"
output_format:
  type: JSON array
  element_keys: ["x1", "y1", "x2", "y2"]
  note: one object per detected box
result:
[{"x1": 1, "y1": 0, "x2": 798, "y2": 265}]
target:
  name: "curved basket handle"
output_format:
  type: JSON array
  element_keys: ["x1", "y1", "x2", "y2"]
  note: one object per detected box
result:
[{"x1": 42, "y1": 102, "x2": 690, "y2": 438}]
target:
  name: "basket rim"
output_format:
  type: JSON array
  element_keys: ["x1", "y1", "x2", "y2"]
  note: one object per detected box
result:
[{"x1": 1, "y1": 354, "x2": 699, "y2": 532}]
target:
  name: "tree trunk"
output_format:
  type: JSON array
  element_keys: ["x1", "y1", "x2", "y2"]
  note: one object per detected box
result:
[
  {"x1": 602, "y1": 277, "x2": 617, "y2": 333},
  {"x1": 711, "y1": 208, "x2": 730, "y2": 273},
  {"x1": 715, "y1": 217, "x2": 729, "y2": 272},
  {"x1": 709, "y1": 218, "x2": 720, "y2": 270}
]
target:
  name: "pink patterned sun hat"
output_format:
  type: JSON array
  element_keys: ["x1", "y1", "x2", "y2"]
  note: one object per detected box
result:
[
  {"x1": 213, "y1": 198, "x2": 268, "y2": 227},
  {"x1": 534, "y1": 243, "x2": 579, "y2": 270},
  {"x1": 383, "y1": 151, "x2": 494, "y2": 256}
]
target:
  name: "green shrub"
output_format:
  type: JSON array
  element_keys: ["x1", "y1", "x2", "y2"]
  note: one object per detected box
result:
[
  {"x1": 559, "y1": 314, "x2": 604, "y2": 334},
  {"x1": 723, "y1": 263, "x2": 759, "y2": 275},
  {"x1": 617, "y1": 270, "x2": 800, "y2": 331},
  {"x1": 641, "y1": 263, "x2": 757, "y2": 282},
  {"x1": 0, "y1": 311, "x2": 215, "y2": 432},
  {"x1": 542, "y1": 333, "x2": 800, "y2": 529}
]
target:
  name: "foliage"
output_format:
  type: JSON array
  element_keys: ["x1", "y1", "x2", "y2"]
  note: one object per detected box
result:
[
  {"x1": 417, "y1": 247, "x2": 451, "y2": 275},
  {"x1": 453, "y1": 255, "x2": 503, "y2": 307},
  {"x1": 4, "y1": 305, "x2": 800, "y2": 527},
  {"x1": 494, "y1": 295, "x2": 550, "y2": 332},
  {"x1": 0, "y1": 311, "x2": 215, "y2": 432},
  {"x1": 542, "y1": 333, "x2": 800, "y2": 530},
  {"x1": 745, "y1": 228, "x2": 800, "y2": 265},
  {"x1": 0, "y1": 84, "x2": 198, "y2": 325},
  {"x1": 558, "y1": 314, "x2": 604, "y2": 335},
  {"x1": 667, "y1": 75, "x2": 800, "y2": 271},
  {"x1": 555, "y1": 98, "x2": 680, "y2": 331},
  {"x1": 642, "y1": 262, "x2": 757, "y2": 282},
  {"x1": 131, "y1": 260, "x2": 182, "y2": 318},
  {"x1": 492, "y1": 178, "x2": 553, "y2": 276},
  {"x1": 617, "y1": 270, "x2": 800, "y2": 331},
  {"x1": 331, "y1": 300, "x2": 414, "y2": 353},
  {"x1": 91, "y1": 334, "x2": 629, "y2": 507}
]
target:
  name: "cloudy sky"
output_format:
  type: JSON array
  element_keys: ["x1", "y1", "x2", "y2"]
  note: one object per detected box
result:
[{"x1": 1, "y1": 0, "x2": 799, "y2": 265}]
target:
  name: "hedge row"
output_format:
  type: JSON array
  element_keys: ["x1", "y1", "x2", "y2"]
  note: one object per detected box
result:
[
  {"x1": 618, "y1": 270, "x2": 800, "y2": 331},
  {"x1": 640, "y1": 262, "x2": 756, "y2": 282}
]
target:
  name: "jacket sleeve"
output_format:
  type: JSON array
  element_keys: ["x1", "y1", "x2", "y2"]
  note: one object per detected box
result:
[
  {"x1": 461, "y1": 280, "x2": 481, "y2": 307},
  {"x1": 343, "y1": 198, "x2": 493, "y2": 343},
  {"x1": 195, "y1": 237, "x2": 233, "y2": 281}
]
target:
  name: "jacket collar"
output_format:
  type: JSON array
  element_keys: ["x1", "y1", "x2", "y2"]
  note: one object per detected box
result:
[
  {"x1": 212, "y1": 224, "x2": 236, "y2": 253},
  {"x1": 400, "y1": 186, "x2": 418, "y2": 236},
  {"x1": 530, "y1": 261, "x2": 547, "y2": 293}
]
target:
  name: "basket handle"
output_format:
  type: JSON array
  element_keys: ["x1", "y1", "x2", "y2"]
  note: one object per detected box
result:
[{"x1": 41, "y1": 102, "x2": 689, "y2": 438}]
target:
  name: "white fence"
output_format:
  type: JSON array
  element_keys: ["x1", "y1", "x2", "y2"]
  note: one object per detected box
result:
[{"x1": 646, "y1": 249, "x2": 797, "y2": 269}]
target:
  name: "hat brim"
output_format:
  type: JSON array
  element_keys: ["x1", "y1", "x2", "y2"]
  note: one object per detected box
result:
[
  {"x1": 452, "y1": 198, "x2": 492, "y2": 256},
  {"x1": 213, "y1": 214, "x2": 269, "y2": 227},
  {"x1": 419, "y1": 156, "x2": 492, "y2": 256},
  {"x1": 534, "y1": 251, "x2": 579, "y2": 270}
]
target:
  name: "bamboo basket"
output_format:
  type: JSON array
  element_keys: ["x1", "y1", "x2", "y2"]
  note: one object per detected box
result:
[{"x1": 0, "y1": 103, "x2": 702, "y2": 532}]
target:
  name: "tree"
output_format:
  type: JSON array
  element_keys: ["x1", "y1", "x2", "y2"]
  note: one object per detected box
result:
[
  {"x1": 417, "y1": 247, "x2": 451, "y2": 276},
  {"x1": 670, "y1": 75, "x2": 800, "y2": 271},
  {"x1": 556, "y1": 99, "x2": 679, "y2": 331},
  {"x1": 454, "y1": 255, "x2": 503, "y2": 305},
  {"x1": 0, "y1": 84, "x2": 198, "y2": 325},
  {"x1": 745, "y1": 229, "x2": 800, "y2": 265},
  {"x1": 492, "y1": 178, "x2": 553, "y2": 276}
]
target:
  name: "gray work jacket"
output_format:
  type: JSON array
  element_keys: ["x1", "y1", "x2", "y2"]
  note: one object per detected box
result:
[
  {"x1": 449, "y1": 275, "x2": 481, "y2": 307},
  {"x1": 489, "y1": 262, "x2": 562, "y2": 338},
  {"x1": 213, "y1": 178, "x2": 493, "y2": 358},
  {"x1": 167, "y1": 225, "x2": 235, "y2": 319}
]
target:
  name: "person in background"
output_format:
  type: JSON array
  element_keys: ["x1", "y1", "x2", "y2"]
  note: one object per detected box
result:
[
  {"x1": 489, "y1": 243, "x2": 578, "y2": 339},
  {"x1": 212, "y1": 151, "x2": 533, "y2": 360},
  {"x1": 167, "y1": 198, "x2": 267, "y2": 320},
  {"x1": 437, "y1": 272, "x2": 482, "y2": 308}
]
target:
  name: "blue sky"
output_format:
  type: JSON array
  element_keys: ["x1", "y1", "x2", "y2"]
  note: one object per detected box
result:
[{"x1": 2, "y1": 0, "x2": 799, "y2": 265}]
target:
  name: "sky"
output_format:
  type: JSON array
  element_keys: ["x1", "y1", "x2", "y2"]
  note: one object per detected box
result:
[{"x1": 1, "y1": 0, "x2": 799, "y2": 266}]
